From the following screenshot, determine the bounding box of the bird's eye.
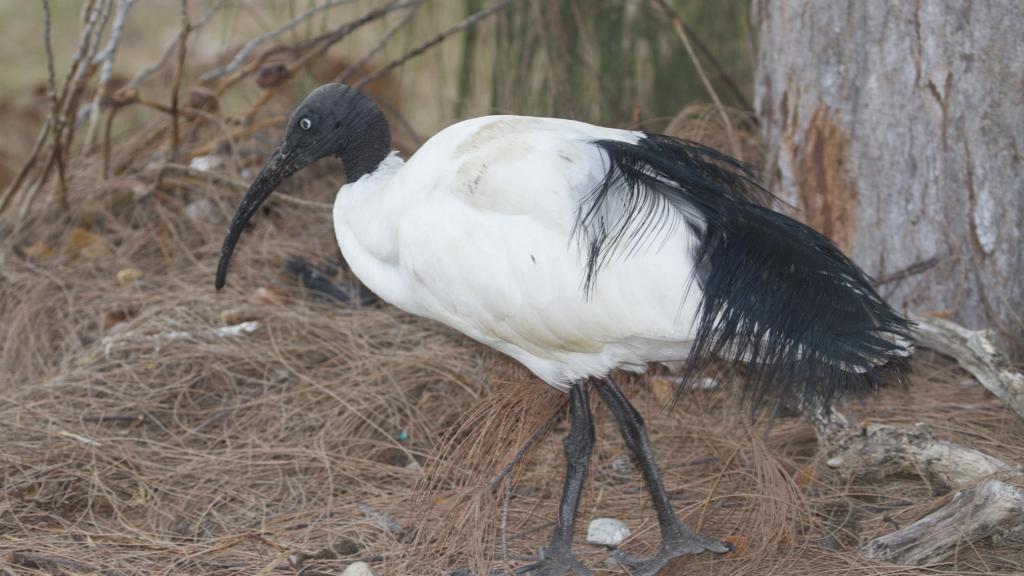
[299,117,313,131]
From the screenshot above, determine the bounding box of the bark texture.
[754,1,1024,354]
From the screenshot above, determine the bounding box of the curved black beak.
[215,144,299,290]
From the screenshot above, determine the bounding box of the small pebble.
[185,198,220,224]
[609,453,634,474]
[826,457,844,468]
[340,561,375,576]
[587,517,631,546]
[189,155,224,172]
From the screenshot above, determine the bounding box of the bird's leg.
[592,377,729,576]
[516,382,594,576]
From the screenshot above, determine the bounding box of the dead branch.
[154,163,331,209]
[9,0,112,221]
[912,315,1024,420]
[168,0,191,162]
[650,0,741,160]
[814,406,1023,565]
[679,20,753,114]
[41,0,67,212]
[215,0,417,97]
[83,0,137,150]
[127,0,226,90]
[354,0,519,90]
[862,479,1024,565]
[200,0,360,83]
[825,419,1013,489]
[336,0,425,84]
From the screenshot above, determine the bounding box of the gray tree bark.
[754,0,1024,355]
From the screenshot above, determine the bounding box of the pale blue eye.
[299,117,313,130]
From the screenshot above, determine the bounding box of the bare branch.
[127,0,226,89]
[650,0,741,159]
[168,0,191,162]
[913,315,1024,420]
[200,0,361,83]
[84,0,138,149]
[863,479,1024,565]
[336,0,424,84]
[355,0,519,90]
[213,0,417,96]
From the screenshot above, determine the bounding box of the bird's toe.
[609,531,729,576]
[514,547,592,576]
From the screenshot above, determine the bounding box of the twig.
[355,0,520,90]
[488,406,562,491]
[84,0,136,151]
[3,551,120,576]
[913,315,1024,420]
[214,1,417,97]
[59,0,113,155]
[154,163,332,209]
[284,0,411,81]
[336,0,425,84]
[102,103,117,177]
[127,0,226,90]
[0,1,58,214]
[168,0,191,162]
[650,0,741,159]
[680,21,753,113]
[0,116,51,212]
[200,0,360,83]
[500,474,513,574]
[42,0,67,212]
[874,256,941,286]
[862,479,1024,565]
[13,0,112,222]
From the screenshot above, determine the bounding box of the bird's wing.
[582,134,913,409]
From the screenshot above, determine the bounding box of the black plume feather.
[580,134,913,410]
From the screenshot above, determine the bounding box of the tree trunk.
[753,0,1023,355]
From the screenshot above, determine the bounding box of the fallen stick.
[862,479,1024,565]
[813,409,1023,565]
[912,315,1024,420]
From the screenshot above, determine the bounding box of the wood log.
[813,410,1022,564]
[913,315,1024,420]
[862,479,1024,565]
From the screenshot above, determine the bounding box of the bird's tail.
[588,134,913,411]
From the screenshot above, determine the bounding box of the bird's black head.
[215,83,390,290]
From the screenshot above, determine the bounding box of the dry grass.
[2,124,1023,576]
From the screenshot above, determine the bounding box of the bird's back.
[334,115,912,404]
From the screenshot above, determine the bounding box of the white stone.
[340,561,375,576]
[185,198,220,224]
[587,517,630,546]
[826,457,844,468]
[189,155,224,172]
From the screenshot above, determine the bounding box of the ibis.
[216,84,912,576]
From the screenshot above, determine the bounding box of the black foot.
[611,526,730,576]
[515,547,592,576]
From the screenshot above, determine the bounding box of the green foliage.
[458,0,753,129]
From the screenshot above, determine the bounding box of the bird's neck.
[334,152,406,261]
[337,103,391,183]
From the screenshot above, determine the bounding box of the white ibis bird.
[216,84,912,576]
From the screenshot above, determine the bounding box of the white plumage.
[334,116,702,389]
